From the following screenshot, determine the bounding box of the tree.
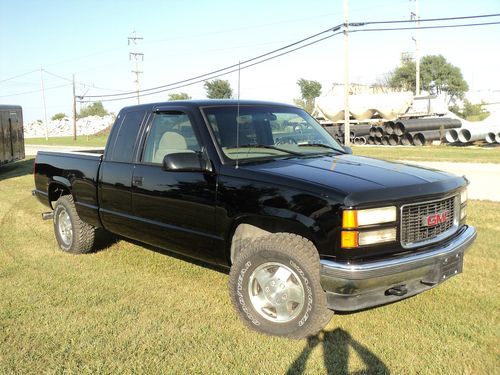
[294,78,322,113]
[204,79,233,99]
[168,92,191,101]
[389,55,469,102]
[51,112,66,121]
[449,100,490,121]
[77,101,109,119]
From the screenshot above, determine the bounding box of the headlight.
[359,228,397,246]
[460,189,468,205]
[342,206,396,228]
[341,206,397,248]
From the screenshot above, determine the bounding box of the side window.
[142,112,201,164]
[108,110,145,163]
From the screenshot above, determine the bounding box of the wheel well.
[48,183,71,209]
[230,223,271,264]
[229,220,315,264]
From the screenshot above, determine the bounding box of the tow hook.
[385,285,408,297]
[42,212,54,221]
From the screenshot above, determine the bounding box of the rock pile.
[24,115,115,138]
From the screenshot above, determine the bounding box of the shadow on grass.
[0,158,33,182]
[287,328,389,375]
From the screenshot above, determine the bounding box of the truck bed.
[33,149,104,227]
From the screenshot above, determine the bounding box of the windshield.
[202,105,344,161]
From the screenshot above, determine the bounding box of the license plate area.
[439,252,463,281]
[421,251,464,285]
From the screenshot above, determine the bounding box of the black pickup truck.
[33,100,476,338]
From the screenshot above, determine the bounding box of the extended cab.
[33,100,476,338]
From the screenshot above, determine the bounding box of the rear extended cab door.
[130,105,221,262]
[98,108,148,238]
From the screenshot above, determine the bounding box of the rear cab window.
[106,109,146,162]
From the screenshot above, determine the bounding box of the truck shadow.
[287,328,389,375]
[0,158,33,182]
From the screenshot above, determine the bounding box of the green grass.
[1,159,499,374]
[353,145,500,163]
[25,135,108,148]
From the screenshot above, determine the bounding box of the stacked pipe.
[366,118,461,146]
[323,124,372,145]
[445,122,500,145]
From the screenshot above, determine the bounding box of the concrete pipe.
[351,124,371,137]
[496,132,500,144]
[445,129,459,143]
[485,132,497,144]
[388,134,400,146]
[381,136,390,146]
[394,121,405,136]
[458,128,490,143]
[397,118,462,135]
[375,126,384,138]
[367,136,375,145]
[384,121,395,135]
[413,130,443,146]
[374,136,382,145]
[400,133,413,146]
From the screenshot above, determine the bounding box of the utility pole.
[343,0,350,146]
[39,68,49,140]
[128,31,144,104]
[72,74,77,141]
[411,0,420,96]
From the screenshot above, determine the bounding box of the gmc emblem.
[422,210,450,227]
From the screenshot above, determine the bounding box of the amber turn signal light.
[342,210,358,229]
[341,231,359,248]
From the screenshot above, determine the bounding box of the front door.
[131,110,218,261]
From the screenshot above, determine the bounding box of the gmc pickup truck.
[33,100,476,338]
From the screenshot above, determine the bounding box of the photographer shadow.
[287,328,389,375]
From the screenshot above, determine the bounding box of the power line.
[80,32,343,103]
[350,21,500,33]
[350,12,500,26]
[81,13,500,101]
[0,83,71,98]
[83,24,343,98]
[0,70,39,84]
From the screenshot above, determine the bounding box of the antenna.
[236,60,241,169]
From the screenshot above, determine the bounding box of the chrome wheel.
[248,262,305,323]
[57,208,73,247]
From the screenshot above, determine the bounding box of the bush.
[78,102,109,119]
[51,113,66,121]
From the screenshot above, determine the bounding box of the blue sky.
[1,0,499,121]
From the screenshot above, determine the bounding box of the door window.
[142,112,201,164]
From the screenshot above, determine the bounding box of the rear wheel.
[53,195,96,254]
[229,233,333,339]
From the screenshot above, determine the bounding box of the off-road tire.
[53,195,96,254]
[228,233,333,339]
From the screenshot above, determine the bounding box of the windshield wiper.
[234,144,303,156]
[298,143,344,153]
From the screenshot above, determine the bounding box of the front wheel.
[53,195,96,254]
[228,233,333,339]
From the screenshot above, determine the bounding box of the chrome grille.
[401,195,458,248]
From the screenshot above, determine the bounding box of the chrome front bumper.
[320,225,477,311]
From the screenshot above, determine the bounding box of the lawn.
[0,159,498,374]
[25,135,108,148]
[352,145,500,164]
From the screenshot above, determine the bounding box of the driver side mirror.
[343,146,353,154]
[162,152,211,172]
